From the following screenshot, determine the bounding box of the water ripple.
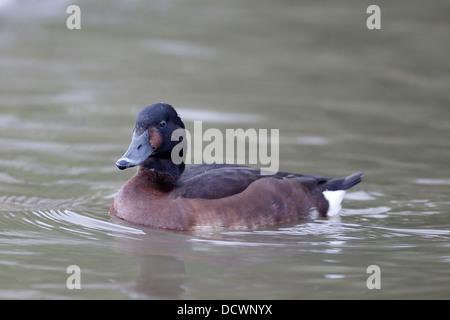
[0,195,144,248]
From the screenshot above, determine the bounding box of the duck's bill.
[116,129,154,170]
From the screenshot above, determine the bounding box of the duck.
[110,103,363,230]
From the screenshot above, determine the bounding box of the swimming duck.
[110,103,363,230]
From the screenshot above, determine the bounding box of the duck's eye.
[159,120,167,128]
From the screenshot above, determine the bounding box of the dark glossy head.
[116,103,185,170]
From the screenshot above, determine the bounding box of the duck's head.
[116,103,185,170]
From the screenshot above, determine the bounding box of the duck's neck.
[138,156,185,192]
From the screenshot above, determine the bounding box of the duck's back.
[174,163,330,200]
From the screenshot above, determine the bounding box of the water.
[1,0,449,299]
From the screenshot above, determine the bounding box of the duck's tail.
[322,171,364,217]
[323,171,364,191]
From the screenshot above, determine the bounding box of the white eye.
[159,120,167,128]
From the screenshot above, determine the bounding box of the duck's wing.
[176,164,264,199]
[175,164,330,200]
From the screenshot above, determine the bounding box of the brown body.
[110,166,329,231]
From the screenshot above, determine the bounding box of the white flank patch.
[323,190,346,217]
